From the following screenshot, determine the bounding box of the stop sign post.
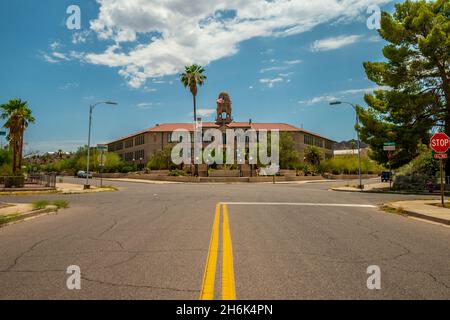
[430,133,449,206]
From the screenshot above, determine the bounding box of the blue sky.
[0,0,399,153]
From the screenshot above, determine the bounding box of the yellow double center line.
[200,203,236,300]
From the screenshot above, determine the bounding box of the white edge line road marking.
[222,202,376,208]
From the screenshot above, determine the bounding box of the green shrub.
[0,214,20,226]
[393,149,438,190]
[147,146,174,170]
[32,200,50,210]
[168,169,186,176]
[53,200,69,209]
[3,175,25,188]
[319,155,383,175]
[120,165,135,173]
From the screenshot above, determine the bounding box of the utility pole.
[85,101,118,190]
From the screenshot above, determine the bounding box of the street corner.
[56,182,118,194]
[0,199,70,228]
[331,182,391,193]
[382,199,450,226]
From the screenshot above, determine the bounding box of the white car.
[77,170,93,179]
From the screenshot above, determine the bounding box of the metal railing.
[27,173,57,188]
[0,174,56,189]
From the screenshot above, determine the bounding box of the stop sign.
[430,132,450,153]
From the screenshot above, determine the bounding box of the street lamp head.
[329,101,342,106]
[104,101,118,105]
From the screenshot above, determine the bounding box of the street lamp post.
[84,101,118,190]
[330,101,363,190]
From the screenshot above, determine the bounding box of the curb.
[0,207,58,228]
[331,188,448,196]
[384,203,450,226]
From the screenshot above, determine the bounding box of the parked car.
[77,170,92,179]
[381,171,392,182]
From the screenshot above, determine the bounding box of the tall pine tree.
[358,0,450,173]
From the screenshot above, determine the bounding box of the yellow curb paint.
[221,204,236,300]
[199,203,221,300]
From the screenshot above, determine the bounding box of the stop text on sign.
[431,140,450,147]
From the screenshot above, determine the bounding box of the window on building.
[325,140,335,150]
[134,150,145,160]
[314,137,323,148]
[125,139,134,148]
[304,134,314,146]
[124,152,134,162]
[135,135,145,146]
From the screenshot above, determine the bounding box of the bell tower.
[215,92,233,126]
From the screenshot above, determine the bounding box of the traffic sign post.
[383,142,396,151]
[384,142,396,189]
[97,144,108,188]
[0,131,6,149]
[430,133,450,207]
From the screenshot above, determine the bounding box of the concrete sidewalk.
[0,203,34,216]
[386,200,450,225]
[56,183,117,194]
[103,178,181,184]
[332,182,390,192]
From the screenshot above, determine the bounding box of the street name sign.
[383,142,395,151]
[97,144,108,152]
[430,133,450,153]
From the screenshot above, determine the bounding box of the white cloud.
[339,86,388,95]
[59,82,79,90]
[43,54,60,64]
[50,41,61,50]
[279,72,294,78]
[72,30,91,44]
[196,108,216,118]
[260,60,301,74]
[310,34,363,52]
[299,95,337,105]
[136,102,154,109]
[284,60,302,65]
[143,86,157,92]
[42,47,73,63]
[260,66,289,73]
[299,86,387,105]
[260,77,284,88]
[65,0,390,87]
[52,52,70,61]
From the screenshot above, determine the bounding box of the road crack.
[81,275,199,293]
[2,238,51,272]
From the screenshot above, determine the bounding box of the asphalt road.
[0,178,449,299]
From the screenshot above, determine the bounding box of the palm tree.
[180,64,207,122]
[0,99,35,174]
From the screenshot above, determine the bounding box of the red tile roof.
[108,122,334,144]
